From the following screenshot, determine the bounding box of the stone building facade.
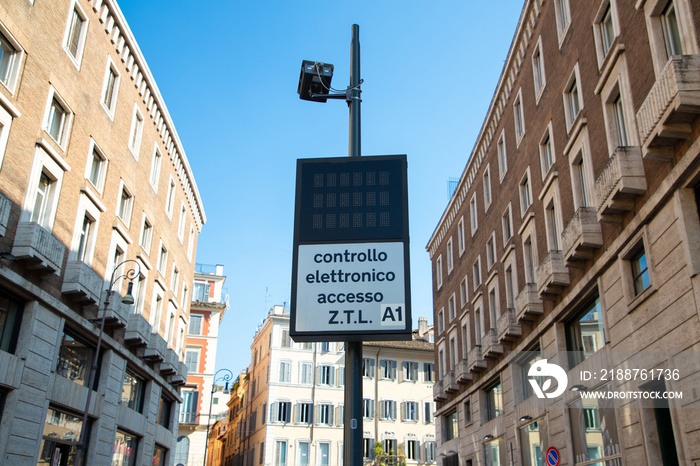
[0,0,205,464]
[427,0,700,464]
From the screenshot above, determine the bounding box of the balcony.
[535,251,570,297]
[96,293,129,328]
[125,313,151,347]
[637,55,700,160]
[170,361,188,386]
[594,146,646,222]
[561,207,603,263]
[515,283,544,321]
[179,411,198,424]
[482,329,504,358]
[0,192,10,236]
[456,360,472,383]
[160,348,179,375]
[444,370,459,393]
[468,346,487,372]
[11,221,65,275]
[143,333,167,363]
[61,261,103,305]
[433,380,447,401]
[497,308,521,342]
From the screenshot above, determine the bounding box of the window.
[382,439,398,457]
[300,362,313,384]
[101,58,120,116]
[564,67,582,130]
[165,177,176,218]
[459,276,468,308]
[455,218,466,257]
[178,203,186,242]
[423,362,434,382]
[485,379,503,421]
[443,409,458,441]
[158,396,172,429]
[150,146,162,191]
[532,38,546,98]
[112,430,139,466]
[362,357,374,378]
[128,105,144,158]
[362,398,374,419]
[446,238,454,273]
[631,246,651,295]
[170,264,179,294]
[317,403,333,425]
[0,289,24,354]
[502,205,513,245]
[187,225,195,262]
[519,349,542,401]
[470,193,478,233]
[405,440,419,460]
[520,169,532,215]
[464,398,472,424]
[554,0,571,41]
[139,215,153,252]
[514,90,525,142]
[486,233,496,270]
[610,91,629,147]
[435,255,443,289]
[44,89,73,147]
[0,28,23,92]
[38,407,84,466]
[448,294,456,321]
[56,329,94,387]
[403,361,418,381]
[661,1,683,58]
[540,125,556,177]
[403,401,418,421]
[187,315,202,335]
[275,440,287,465]
[279,360,291,383]
[157,242,168,274]
[523,234,537,284]
[424,401,434,423]
[86,142,107,192]
[566,293,605,367]
[75,213,94,263]
[318,364,334,385]
[363,438,374,459]
[497,131,508,179]
[380,359,396,380]
[152,445,167,466]
[297,402,313,424]
[437,308,444,334]
[472,256,482,290]
[483,165,492,208]
[569,385,622,465]
[121,369,146,413]
[193,282,210,302]
[424,441,436,462]
[595,2,617,61]
[116,182,134,227]
[271,401,291,423]
[180,391,198,424]
[185,349,199,373]
[544,197,561,251]
[280,329,291,347]
[485,437,504,466]
[63,2,88,66]
[520,419,547,466]
[150,283,164,331]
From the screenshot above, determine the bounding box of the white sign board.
[295,242,406,333]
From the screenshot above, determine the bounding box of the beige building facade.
[0,0,205,464]
[427,0,700,465]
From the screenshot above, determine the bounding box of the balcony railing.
[456,360,472,383]
[0,192,10,236]
[535,251,569,297]
[637,55,700,159]
[561,207,603,263]
[482,329,503,358]
[497,308,521,342]
[468,345,487,372]
[594,146,646,222]
[515,283,544,321]
[61,260,103,305]
[179,411,198,424]
[11,221,65,275]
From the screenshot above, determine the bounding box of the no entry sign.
[290,155,411,341]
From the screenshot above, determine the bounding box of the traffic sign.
[545,447,560,466]
[290,155,411,341]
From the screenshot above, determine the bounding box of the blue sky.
[117,0,525,374]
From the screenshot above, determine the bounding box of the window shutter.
[317,366,322,384]
[412,363,418,381]
[339,366,345,386]
[370,401,375,419]
[329,405,334,425]
[315,404,320,425]
[415,402,419,422]
[391,401,397,420]
[295,403,300,423]
[370,358,375,377]
[401,401,405,421]
[329,366,335,386]
[401,361,406,382]
[391,360,397,379]
[285,363,291,382]
[271,402,278,422]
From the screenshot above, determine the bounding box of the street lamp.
[203,368,234,466]
[74,259,141,466]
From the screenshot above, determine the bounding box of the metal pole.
[344,23,364,466]
[203,385,215,466]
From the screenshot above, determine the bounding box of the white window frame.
[513,89,525,144]
[472,255,482,291]
[470,193,478,234]
[539,123,556,179]
[84,139,108,194]
[522,224,539,285]
[497,130,507,180]
[563,64,583,131]
[502,203,513,246]
[184,347,201,374]
[187,224,195,262]
[503,251,519,309]
[599,60,637,155]
[139,213,153,254]
[483,164,492,209]
[165,175,176,219]
[21,145,66,231]
[446,237,454,274]
[565,126,595,210]
[593,0,621,67]
[69,193,100,265]
[150,281,165,331]
[100,56,120,118]
[542,182,564,252]
[43,86,74,149]
[519,167,533,216]
[437,308,444,335]
[487,277,501,326]
[149,144,162,192]
[188,314,203,336]
[170,263,179,296]
[436,254,443,290]
[642,0,698,76]
[0,104,12,171]
[0,23,25,94]
[554,0,572,44]
[106,228,129,293]
[486,232,497,270]
[178,202,186,242]
[62,0,89,69]
[459,275,468,309]
[448,293,456,322]
[457,216,465,255]
[532,37,547,100]
[157,240,168,275]
[128,103,144,160]
[115,180,134,228]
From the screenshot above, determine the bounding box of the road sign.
[291,155,411,341]
[545,447,560,466]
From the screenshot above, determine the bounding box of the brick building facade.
[0,0,205,464]
[427,0,700,464]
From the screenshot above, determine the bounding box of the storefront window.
[112,430,139,466]
[37,407,84,466]
[520,419,548,466]
[56,330,94,387]
[569,384,621,465]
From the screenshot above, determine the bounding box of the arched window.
[174,436,189,466]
